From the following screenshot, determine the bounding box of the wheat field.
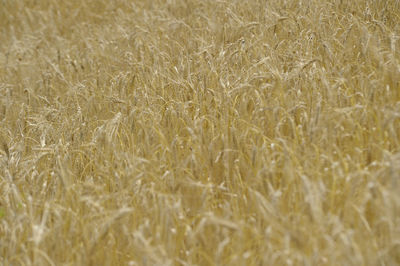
[0,0,399,265]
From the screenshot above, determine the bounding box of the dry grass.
[0,0,400,265]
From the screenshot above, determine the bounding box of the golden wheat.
[0,0,399,265]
